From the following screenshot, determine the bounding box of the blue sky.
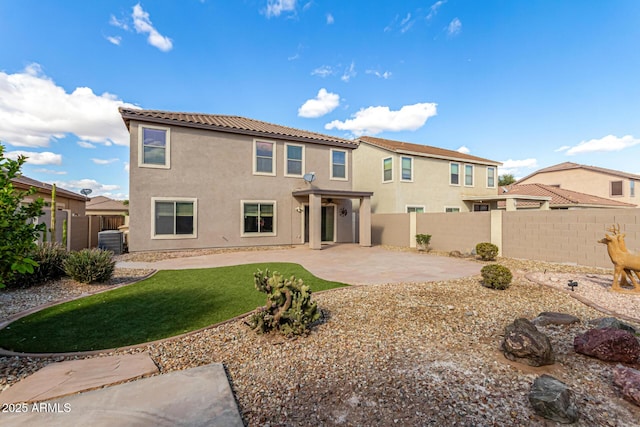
[1,1,639,199]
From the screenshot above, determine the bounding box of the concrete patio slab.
[0,363,243,427]
[0,353,159,404]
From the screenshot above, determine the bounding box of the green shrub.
[481,264,513,290]
[247,268,321,337]
[6,243,68,288]
[476,242,499,261]
[415,234,432,249]
[63,248,115,284]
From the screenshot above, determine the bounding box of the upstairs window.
[450,163,460,185]
[401,156,413,181]
[487,167,496,188]
[331,149,347,180]
[631,181,635,197]
[140,126,170,168]
[382,157,393,182]
[406,206,424,213]
[611,180,623,196]
[254,140,275,175]
[464,164,474,186]
[285,144,304,177]
[445,207,461,213]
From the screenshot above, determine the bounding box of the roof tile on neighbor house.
[357,136,501,165]
[500,183,637,208]
[86,196,128,212]
[12,175,86,201]
[119,108,357,148]
[517,161,640,182]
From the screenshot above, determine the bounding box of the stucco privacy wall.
[417,212,491,253]
[373,208,640,269]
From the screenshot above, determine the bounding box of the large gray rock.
[574,328,640,363]
[532,312,580,327]
[502,318,555,366]
[592,317,637,334]
[529,374,579,424]
[613,365,640,407]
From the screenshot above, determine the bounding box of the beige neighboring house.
[498,183,636,209]
[86,196,129,231]
[517,162,640,207]
[119,108,373,252]
[352,136,502,213]
[12,175,87,216]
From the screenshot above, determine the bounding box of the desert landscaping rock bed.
[1,254,640,426]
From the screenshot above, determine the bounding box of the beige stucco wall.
[416,212,491,253]
[518,169,639,206]
[128,121,355,251]
[371,213,410,246]
[353,143,499,213]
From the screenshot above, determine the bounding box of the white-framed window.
[464,164,474,186]
[151,197,197,239]
[330,149,348,180]
[450,162,460,185]
[445,207,461,213]
[382,157,393,182]
[611,180,623,197]
[473,203,489,212]
[242,200,276,236]
[284,143,304,177]
[401,156,413,181]
[487,167,496,188]
[253,139,276,176]
[406,205,425,213]
[631,180,635,197]
[139,125,170,169]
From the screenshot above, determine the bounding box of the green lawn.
[0,263,346,353]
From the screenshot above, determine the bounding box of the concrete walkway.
[117,244,482,284]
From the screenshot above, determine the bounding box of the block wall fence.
[371,209,640,269]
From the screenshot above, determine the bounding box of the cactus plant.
[247,268,321,336]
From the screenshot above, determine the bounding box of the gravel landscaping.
[1,252,640,426]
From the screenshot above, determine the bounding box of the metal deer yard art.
[599,224,640,293]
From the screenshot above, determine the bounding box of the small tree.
[0,143,46,288]
[498,174,516,186]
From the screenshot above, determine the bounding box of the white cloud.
[427,0,447,20]
[499,158,538,176]
[132,3,173,52]
[298,88,340,118]
[6,150,62,165]
[325,102,438,136]
[311,65,334,78]
[124,162,130,172]
[77,141,97,149]
[565,135,640,155]
[457,146,470,154]
[326,13,334,24]
[554,145,570,152]
[56,178,120,196]
[447,17,462,36]
[265,0,296,18]
[0,64,136,148]
[34,168,67,175]
[106,36,122,46]
[366,70,392,79]
[341,62,356,82]
[109,14,129,30]
[91,158,119,165]
[400,13,414,33]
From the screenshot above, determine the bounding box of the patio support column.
[505,198,517,211]
[358,197,371,247]
[309,193,322,250]
[541,200,550,210]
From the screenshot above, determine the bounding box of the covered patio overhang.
[463,195,552,211]
[292,189,374,250]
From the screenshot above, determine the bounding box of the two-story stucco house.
[516,162,639,207]
[352,136,502,213]
[119,108,372,252]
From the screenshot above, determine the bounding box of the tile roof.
[500,183,636,208]
[518,161,640,182]
[11,175,86,201]
[357,136,501,165]
[86,196,128,212]
[119,108,357,148]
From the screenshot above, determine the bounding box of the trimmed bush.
[481,264,513,290]
[415,234,432,250]
[476,242,499,261]
[63,248,115,284]
[247,268,321,337]
[6,243,68,288]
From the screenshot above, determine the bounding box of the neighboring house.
[498,183,636,209]
[86,196,129,231]
[119,108,373,252]
[12,175,87,216]
[352,136,502,213]
[517,162,640,207]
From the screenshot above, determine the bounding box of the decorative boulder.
[532,312,580,327]
[502,318,555,366]
[574,328,640,363]
[529,375,579,424]
[592,317,637,334]
[613,365,640,407]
